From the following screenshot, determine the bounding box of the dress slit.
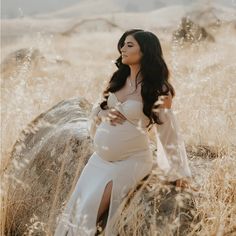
[95,180,114,235]
[79,178,114,235]
[54,151,153,236]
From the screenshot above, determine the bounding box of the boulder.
[1,48,43,78]
[111,172,195,236]
[3,97,195,236]
[95,170,195,235]
[3,97,93,235]
[172,17,214,45]
[1,48,70,79]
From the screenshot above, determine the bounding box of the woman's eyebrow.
[124,41,134,44]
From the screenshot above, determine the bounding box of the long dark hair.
[100,29,175,129]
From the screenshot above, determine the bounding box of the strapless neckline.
[110,92,143,106]
[107,92,150,129]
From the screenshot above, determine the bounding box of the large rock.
[112,172,195,236]
[1,48,43,79]
[172,17,214,45]
[1,48,70,79]
[3,97,93,235]
[3,97,196,236]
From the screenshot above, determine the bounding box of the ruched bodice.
[107,92,150,130]
[93,92,152,162]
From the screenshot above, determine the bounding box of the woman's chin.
[121,59,129,65]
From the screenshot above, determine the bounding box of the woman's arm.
[154,93,192,183]
[87,101,126,139]
[87,103,103,140]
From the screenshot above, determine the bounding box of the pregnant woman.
[54,29,192,236]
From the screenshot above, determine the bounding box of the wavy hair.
[100,29,175,129]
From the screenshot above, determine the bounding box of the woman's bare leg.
[96,181,113,223]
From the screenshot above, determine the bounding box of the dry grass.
[190,155,236,235]
[1,15,236,236]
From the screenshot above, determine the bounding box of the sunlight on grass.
[1,13,236,235]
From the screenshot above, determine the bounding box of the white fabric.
[87,102,102,140]
[154,108,192,181]
[54,92,192,236]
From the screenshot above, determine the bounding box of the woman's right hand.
[98,108,127,126]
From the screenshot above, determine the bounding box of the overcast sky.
[1,0,235,19]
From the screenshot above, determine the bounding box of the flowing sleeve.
[154,108,192,181]
[87,102,102,140]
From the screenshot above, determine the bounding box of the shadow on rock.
[3,97,197,236]
[3,97,93,235]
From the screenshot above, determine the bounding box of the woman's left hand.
[175,178,199,191]
[175,179,190,188]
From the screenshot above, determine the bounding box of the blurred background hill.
[2,0,235,19]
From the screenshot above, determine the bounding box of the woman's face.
[120,35,142,65]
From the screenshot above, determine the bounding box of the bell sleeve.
[154,108,192,182]
[87,102,102,140]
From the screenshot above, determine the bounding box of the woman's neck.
[129,64,141,81]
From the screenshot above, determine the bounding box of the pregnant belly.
[93,120,150,162]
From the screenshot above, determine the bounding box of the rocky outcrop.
[173,17,215,45]
[1,48,70,79]
[3,97,92,235]
[61,18,121,36]
[94,170,195,235]
[112,172,195,236]
[3,97,195,236]
[1,48,43,78]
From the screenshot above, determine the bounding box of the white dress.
[54,92,192,236]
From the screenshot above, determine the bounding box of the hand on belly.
[98,107,127,126]
[93,121,149,161]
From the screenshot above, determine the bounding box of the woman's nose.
[121,45,126,52]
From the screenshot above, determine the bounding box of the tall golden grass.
[1,19,236,235]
